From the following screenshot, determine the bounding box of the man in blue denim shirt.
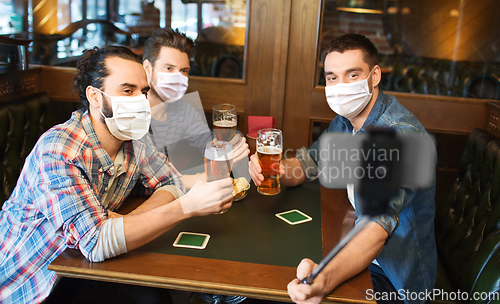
[249,34,436,304]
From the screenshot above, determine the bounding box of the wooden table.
[48,182,374,303]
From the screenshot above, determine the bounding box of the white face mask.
[155,72,188,103]
[325,69,374,119]
[96,89,151,141]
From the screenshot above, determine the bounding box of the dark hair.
[142,28,194,66]
[321,34,379,69]
[73,45,141,109]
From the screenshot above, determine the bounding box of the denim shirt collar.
[339,89,389,133]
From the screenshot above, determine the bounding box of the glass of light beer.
[204,140,234,182]
[256,128,283,196]
[213,104,237,142]
[204,140,234,214]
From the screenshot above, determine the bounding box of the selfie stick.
[300,215,371,284]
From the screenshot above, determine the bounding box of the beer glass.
[213,104,237,142]
[256,128,283,196]
[204,140,234,182]
[204,140,234,214]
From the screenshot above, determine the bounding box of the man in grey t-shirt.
[143,28,248,174]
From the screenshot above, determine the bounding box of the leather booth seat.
[435,128,500,303]
[0,92,56,204]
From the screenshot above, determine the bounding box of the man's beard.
[100,93,113,124]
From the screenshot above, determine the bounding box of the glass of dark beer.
[256,128,283,196]
[213,104,237,142]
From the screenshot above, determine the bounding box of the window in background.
[155,0,167,28]
[57,0,71,30]
[171,0,198,40]
[88,0,107,19]
[317,0,500,100]
[119,0,145,26]
[0,0,24,35]
[31,0,133,65]
[71,0,83,22]
[172,0,247,79]
[20,0,246,78]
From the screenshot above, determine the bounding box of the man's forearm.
[320,221,388,292]
[122,190,190,251]
[126,189,177,216]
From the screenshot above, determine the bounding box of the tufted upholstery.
[0,92,56,205]
[435,128,500,303]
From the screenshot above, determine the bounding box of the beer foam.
[213,120,237,128]
[257,146,282,154]
[205,143,234,161]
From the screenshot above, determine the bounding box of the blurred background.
[0,0,247,78]
[1,0,499,100]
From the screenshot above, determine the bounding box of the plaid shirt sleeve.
[136,134,185,193]
[32,135,108,259]
[0,120,109,303]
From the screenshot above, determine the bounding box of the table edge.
[48,251,374,304]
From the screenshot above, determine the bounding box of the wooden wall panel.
[394,92,489,133]
[37,67,247,107]
[37,66,78,102]
[282,0,322,150]
[244,0,292,135]
[310,88,333,121]
[187,77,245,113]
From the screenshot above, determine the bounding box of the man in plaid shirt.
[0,46,234,303]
